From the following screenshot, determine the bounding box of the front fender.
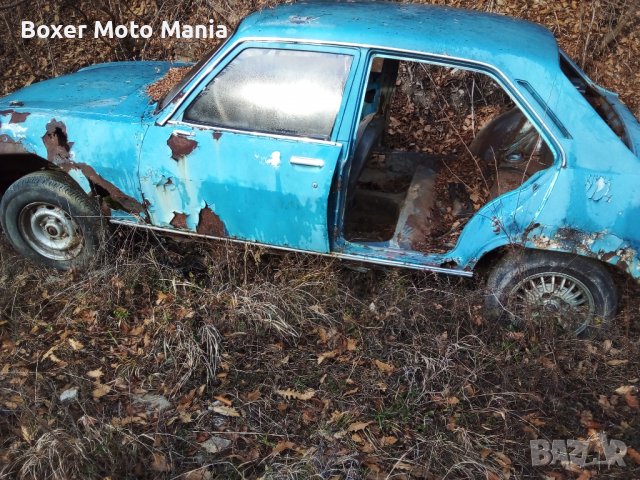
[0,109,148,218]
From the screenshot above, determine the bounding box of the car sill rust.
[109,218,474,277]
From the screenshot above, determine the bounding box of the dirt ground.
[1,1,639,479]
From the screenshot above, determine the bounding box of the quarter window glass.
[184,48,353,139]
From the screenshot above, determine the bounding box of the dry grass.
[1,229,638,478]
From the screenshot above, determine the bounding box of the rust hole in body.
[196,205,226,237]
[170,212,188,229]
[0,134,27,154]
[43,119,72,164]
[0,110,30,123]
[10,112,29,123]
[41,119,147,216]
[167,134,197,161]
[213,131,222,141]
[78,163,147,214]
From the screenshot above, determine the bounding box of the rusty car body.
[1,1,639,333]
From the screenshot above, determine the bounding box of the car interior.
[342,57,555,253]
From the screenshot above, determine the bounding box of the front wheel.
[485,250,618,336]
[0,170,105,270]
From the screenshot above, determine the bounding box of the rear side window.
[184,48,353,139]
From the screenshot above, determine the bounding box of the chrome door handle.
[290,156,324,167]
[172,130,194,137]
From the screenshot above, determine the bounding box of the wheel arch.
[0,153,96,199]
[473,241,630,281]
[0,169,107,270]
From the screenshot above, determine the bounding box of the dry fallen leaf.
[381,436,398,446]
[150,452,171,472]
[374,359,395,374]
[624,393,639,409]
[213,395,233,406]
[272,441,296,455]
[245,389,261,401]
[607,359,628,366]
[627,447,640,465]
[155,291,170,305]
[347,421,373,432]
[493,451,512,467]
[92,384,111,399]
[317,350,339,365]
[68,338,84,350]
[47,354,68,367]
[329,410,346,424]
[87,368,103,379]
[576,470,592,480]
[276,388,316,401]
[42,345,58,360]
[615,385,636,395]
[20,425,33,442]
[212,405,240,417]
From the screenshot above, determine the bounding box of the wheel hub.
[19,203,84,261]
[510,272,595,334]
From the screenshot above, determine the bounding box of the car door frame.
[330,46,568,275]
[141,40,364,252]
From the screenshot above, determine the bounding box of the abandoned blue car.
[1,2,639,334]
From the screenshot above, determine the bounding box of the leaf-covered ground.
[1,1,639,479]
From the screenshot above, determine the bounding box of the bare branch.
[595,1,639,57]
[0,0,28,11]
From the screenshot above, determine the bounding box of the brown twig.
[594,1,639,57]
[0,0,28,10]
[0,11,41,78]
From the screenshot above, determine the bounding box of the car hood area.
[0,61,180,120]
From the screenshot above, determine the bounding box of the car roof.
[236,1,560,76]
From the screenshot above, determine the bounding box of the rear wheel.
[0,170,105,270]
[485,250,617,336]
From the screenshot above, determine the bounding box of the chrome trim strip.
[109,219,473,277]
[166,120,342,147]
[290,156,325,167]
[331,252,473,276]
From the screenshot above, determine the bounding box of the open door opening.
[343,57,555,254]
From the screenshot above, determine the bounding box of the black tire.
[485,249,617,336]
[0,170,105,270]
